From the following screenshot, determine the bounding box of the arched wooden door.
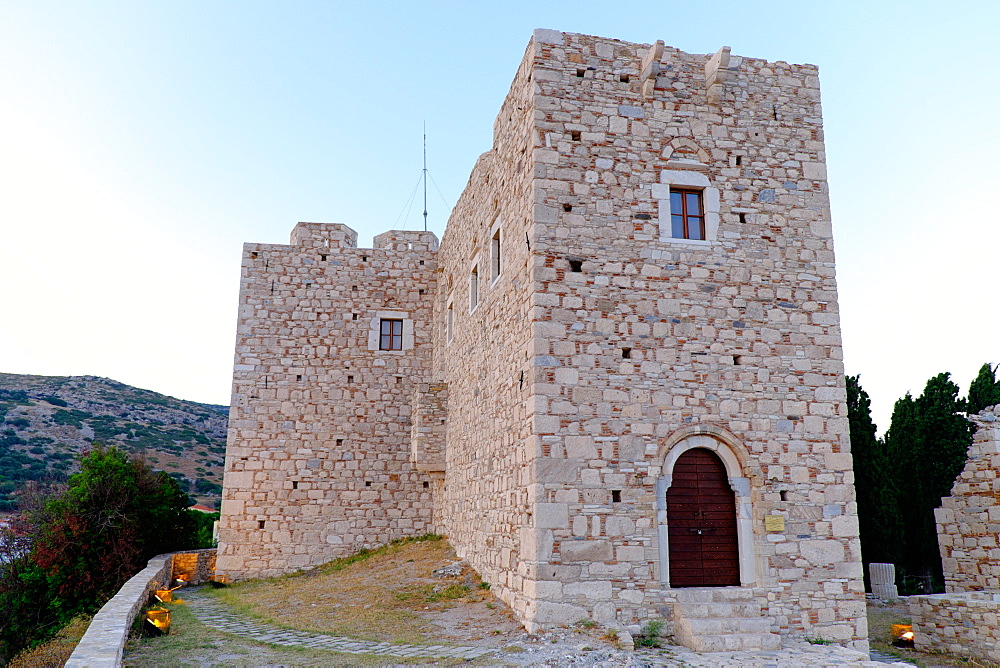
[666,448,740,587]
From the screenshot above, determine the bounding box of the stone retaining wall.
[65,549,216,667]
[909,591,1000,663]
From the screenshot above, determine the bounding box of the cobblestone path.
[183,587,912,667]
[182,586,496,661]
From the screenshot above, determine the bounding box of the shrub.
[40,396,68,407]
[635,619,664,648]
[0,445,198,662]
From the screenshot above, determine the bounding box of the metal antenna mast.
[422,122,428,232]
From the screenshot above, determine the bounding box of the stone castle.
[218,29,868,650]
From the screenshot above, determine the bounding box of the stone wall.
[66,550,216,668]
[910,591,1000,663]
[216,224,439,578]
[935,404,1000,591]
[430,45,540,623]
[449,29,862,644]
[218,29,867,649]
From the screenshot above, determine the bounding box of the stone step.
[674,586,757,603]
[671,587,781,654]
[676,616,773,636]
[674,601,761,618]
[680,631,782,652]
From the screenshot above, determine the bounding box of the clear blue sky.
[1,0,997,432]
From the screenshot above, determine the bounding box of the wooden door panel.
[666,448,741,587]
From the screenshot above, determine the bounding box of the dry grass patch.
[211,535,492,644]
[8,616,90,668]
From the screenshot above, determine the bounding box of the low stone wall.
[65,549,216,667]
[909,591,1000,664]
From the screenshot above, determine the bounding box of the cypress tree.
[967,363,1000,416]
[846,375,902,585]
[883,373,973,592]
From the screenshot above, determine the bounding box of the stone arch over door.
[656,428,757,587]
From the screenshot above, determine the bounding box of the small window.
[669,189,705,240]
[447,303,454,343]
[470,265,479,312]
[491,229,501,283]
[379,319,403,350]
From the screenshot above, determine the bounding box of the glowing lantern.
[145,607,171,635]
[891,624,914,646]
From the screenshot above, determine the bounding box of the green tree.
[967,363,1000,416]
[846,375,902,584]
[884,373,973,592]
[0,445,197,661]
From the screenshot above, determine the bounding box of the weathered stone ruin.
[910,404,1000,663]
[217,29,868,651]
[936,404,1000,591]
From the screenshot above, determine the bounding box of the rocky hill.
[0,373,228,510]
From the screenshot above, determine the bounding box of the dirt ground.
[122,538,1000,667]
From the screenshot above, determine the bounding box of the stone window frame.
[652,170,720,245]
[366,310,414,353]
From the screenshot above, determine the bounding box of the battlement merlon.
[273,222,440,253]
[290,222,358,249]
[373,230,440,253]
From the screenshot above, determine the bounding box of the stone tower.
[218,30,867,650]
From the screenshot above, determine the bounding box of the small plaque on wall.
[764,515,785,532]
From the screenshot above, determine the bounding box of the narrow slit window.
[491,229,501,282]
[469,265,479,312]
[379,319,403,350]
[669,188,705,240]
[447,303,454,343]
